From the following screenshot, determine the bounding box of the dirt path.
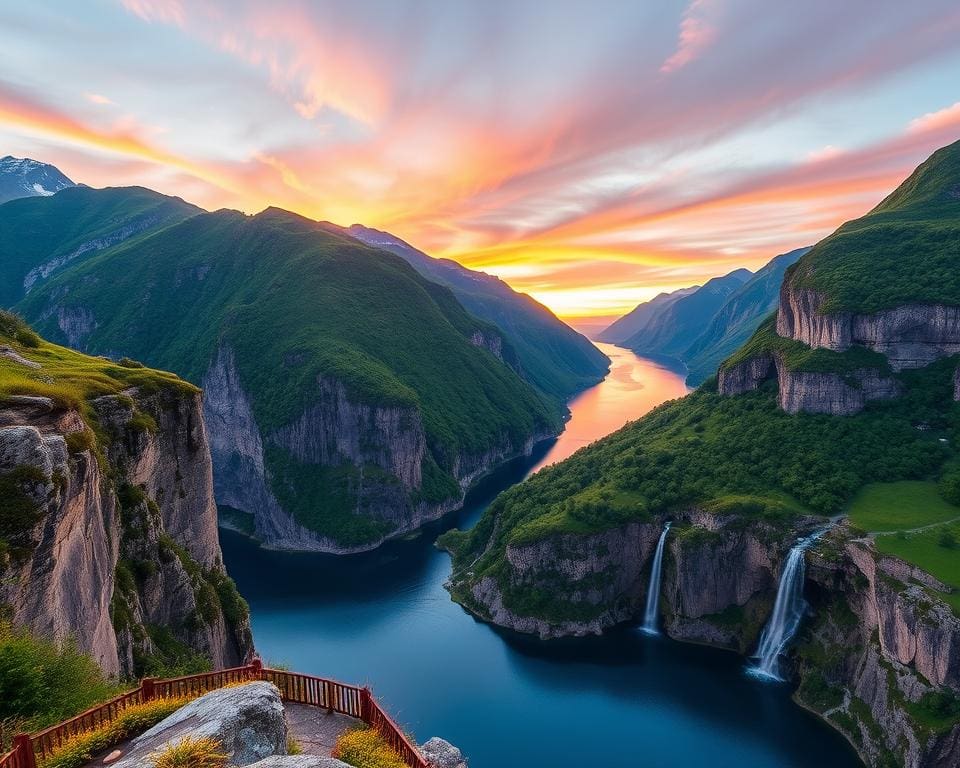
[283,702,358,756]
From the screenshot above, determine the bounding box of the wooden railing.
[0,662,429,768]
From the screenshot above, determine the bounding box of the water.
[221,345,860,768]
[749,530,826,682]
[641,522,672,635]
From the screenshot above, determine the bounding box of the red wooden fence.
[0,662,429,768]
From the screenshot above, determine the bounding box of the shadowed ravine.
[221,344,860,768]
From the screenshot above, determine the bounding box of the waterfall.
[640,522,671,635]
[749,529,825,681]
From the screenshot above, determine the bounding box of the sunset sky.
[3,1,960,328]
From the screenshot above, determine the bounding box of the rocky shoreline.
[444,511,960,767]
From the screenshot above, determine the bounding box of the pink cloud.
[120,0,185,26]
[661,0,718,73]
[909,101,960,134]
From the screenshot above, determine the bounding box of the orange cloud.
[0,85,237,196]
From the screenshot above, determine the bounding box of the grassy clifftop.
[787,138,960,314]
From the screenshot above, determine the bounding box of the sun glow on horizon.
[2,1,960,323]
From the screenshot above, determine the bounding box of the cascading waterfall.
[749,529,826,681]
[640,522,671,635]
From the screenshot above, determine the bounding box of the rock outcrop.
[419,737,468,768]
[0,385,252,677]
[777,284,960,369]
[452,510,808,650]
[462,521,662,639]
[250,758,348,768]
[112,683,287,768]
[800,532,960,767]
[204,344,551,553]
[719,352,901,415]
[777,367,900,415]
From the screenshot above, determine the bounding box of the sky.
[2,1,960,330]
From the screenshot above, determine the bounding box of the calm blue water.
[221,348,861,768]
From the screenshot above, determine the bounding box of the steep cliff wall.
[718,350,900,415]
[462,522,662,638]
[799,533,960,768]
[203,345,552,553]
[778,283,960,370]
[449,510,807,648]
[0,381,252,678]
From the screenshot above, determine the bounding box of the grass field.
[847,481,960,532]
[875,520,960,614]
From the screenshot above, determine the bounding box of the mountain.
[0,156,74,204]
[620,268,753,359]
[595,285,699,344]
[440,140,960,768]
[0,185,200,307]
[682,247,810,385]
[6,192,562,553]
[342,224,609,400]
[0,311,252,677]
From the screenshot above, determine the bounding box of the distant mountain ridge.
[341,223,609,401]
[683,248,811,383]
[596,285,700,344]
[615,268,753,361]
[0,155,75,204]
[599,251,809,385]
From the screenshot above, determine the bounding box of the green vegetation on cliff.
[8,198,561,545]
[0,186,198,307]
[788,138,960,313]
[443,357,959,588]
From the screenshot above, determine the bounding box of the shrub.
[939,530,957,549]
[0,623,119,739]
[333,727,407,768]
[150,736,229,768]
[38,696,192,768]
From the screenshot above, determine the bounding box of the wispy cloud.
[661,0,718,73]
[1,0,958,319]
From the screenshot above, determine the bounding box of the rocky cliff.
[0,322,252,677]
[448,510,808,649]
[205,344,551,553]
[798,530,960,768]
[448,507,960,767]
[778,283,960,370]
[719,349,901,415]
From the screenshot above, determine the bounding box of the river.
[220,343,861,768]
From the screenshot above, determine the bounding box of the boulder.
[248,758,349,768]
[111,683,287,767]
[420,737,468,768]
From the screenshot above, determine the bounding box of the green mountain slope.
[10,200,560,549]
[790,138,960,314]
[343,224,609,400]
[596,285,699,344]
[0,185,200,307]
[620,269,752,359]
[683,247,810,385]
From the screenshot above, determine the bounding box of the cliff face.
[452,510,803,650]
[800,533,960,768]
[204,345,550,553]
[718,351,900,415]
[465,522,662,638]
[662,512,784,651]
[0,387,252,678]
[777,284,960,370]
